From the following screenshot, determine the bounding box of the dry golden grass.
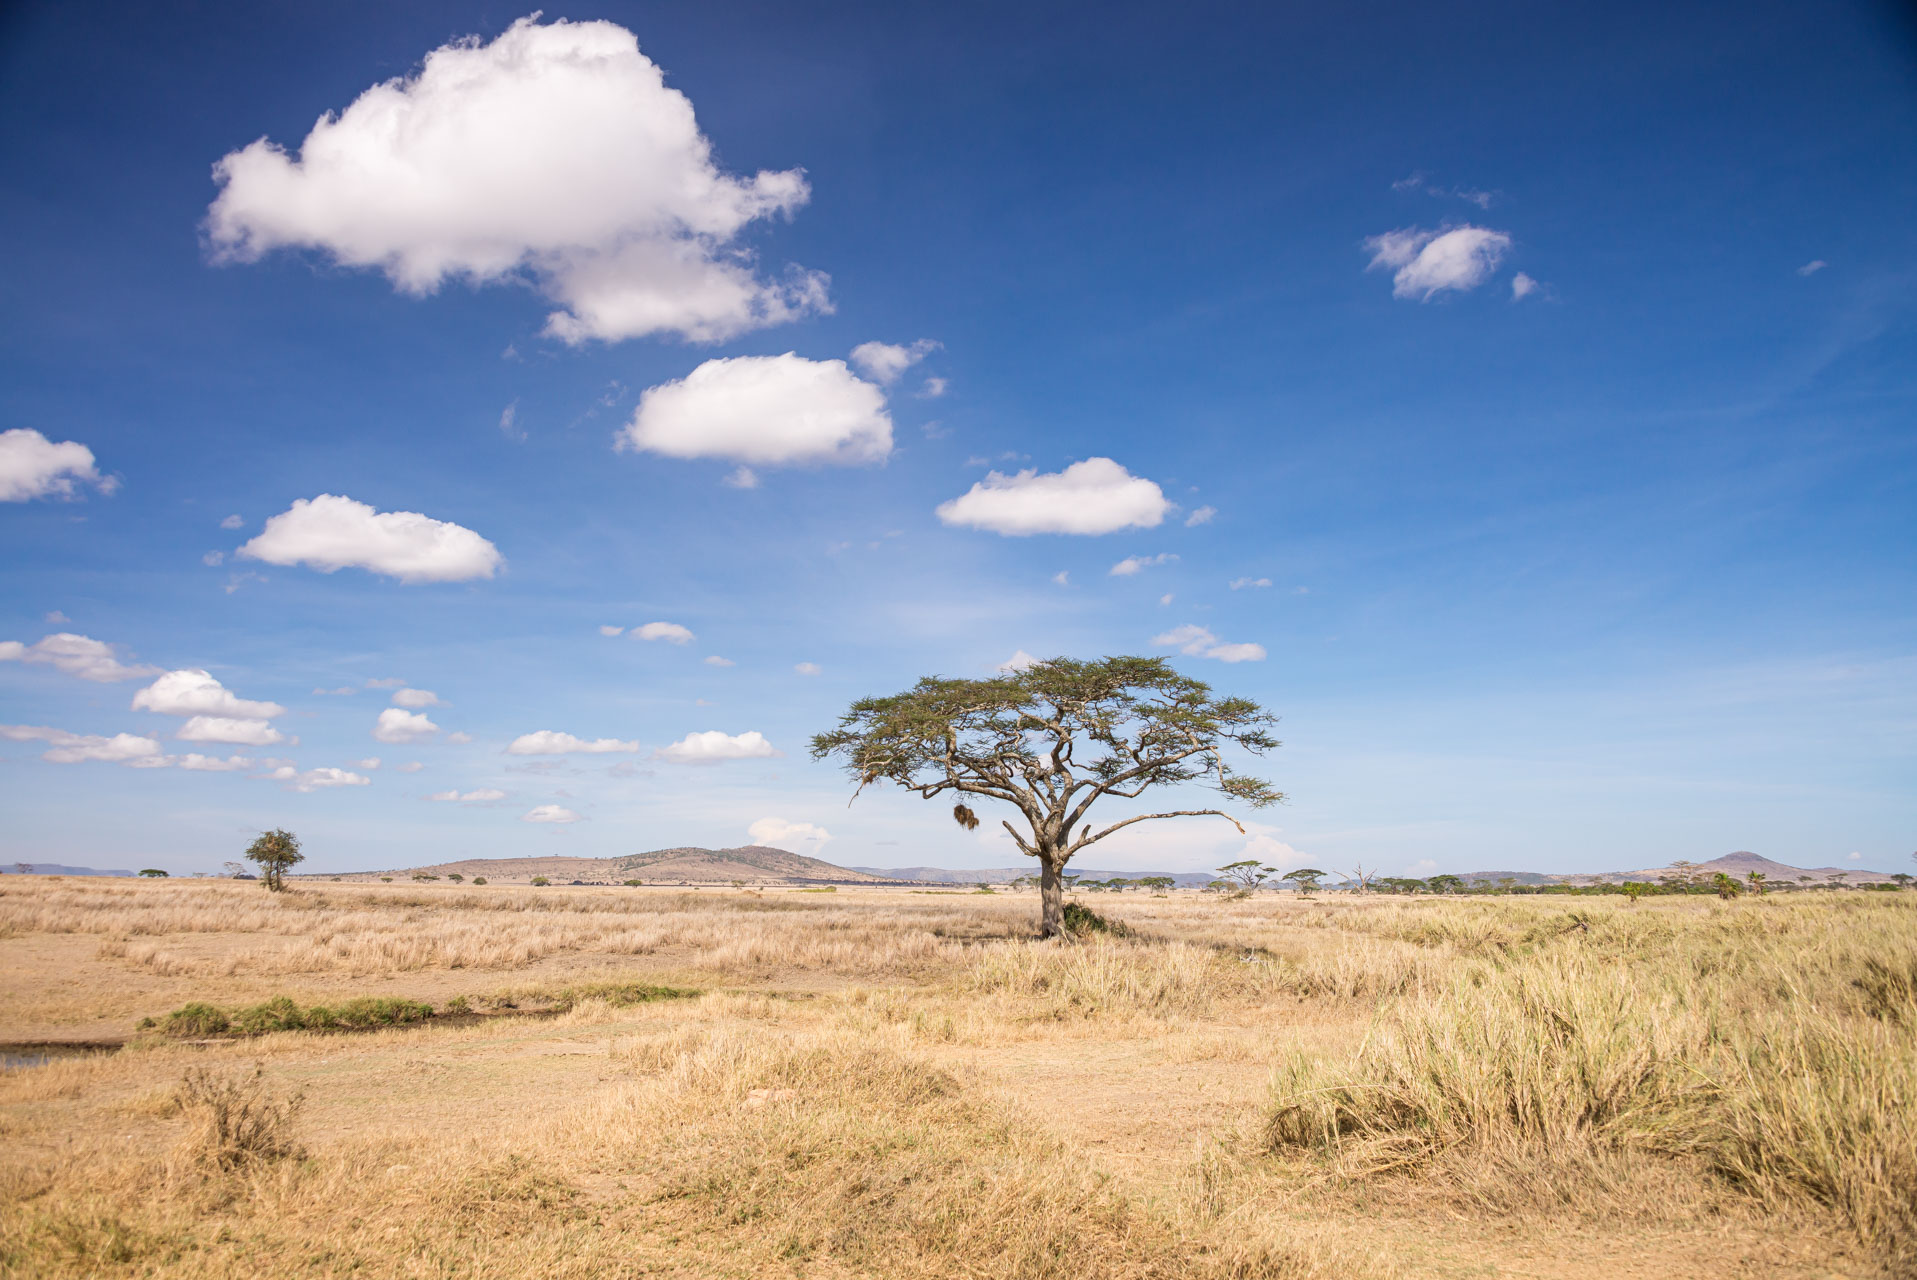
[1,876,1909,1278]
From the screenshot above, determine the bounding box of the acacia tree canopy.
[244,828,303,891]
[810,655,1282,936]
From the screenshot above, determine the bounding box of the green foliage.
[158,1002,230,1037]
[623,879,643,887]
[1427,874,1464,894]
[447,873,464,882]
[797,885,836,893]
[1713,872,1743,900]
[137,868,168,877]
[1216,859,1276,891]
[1282,868,1326,895]
[1061,901,1132,937]
[444,995,473,1015]
[530,876,550,886]
[154,996,434,1038]
[242,828,303,891]
[472,876,487,885]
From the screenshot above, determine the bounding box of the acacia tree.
[1282,868,1326,895]
[810,656,1282,937]
[243,828,303,891]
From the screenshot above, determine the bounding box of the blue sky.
[2,0,1912,877]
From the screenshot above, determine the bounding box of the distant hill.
[323,846,893,885]
[0,864,134,877]
[1563,851,1896,886]
[854,866,1219,888]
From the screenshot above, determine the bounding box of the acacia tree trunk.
[1038,852,1066,939]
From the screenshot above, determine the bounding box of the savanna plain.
[1,877,1913,1279]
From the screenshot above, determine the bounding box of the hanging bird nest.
[952,804,980,831]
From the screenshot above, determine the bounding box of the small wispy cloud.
[1229,576,1271,590]
[1185,505,1216,527]
[1110,552,1178,577]
[1797,260,1827,277]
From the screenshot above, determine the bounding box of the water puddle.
[0,1043,117,1070]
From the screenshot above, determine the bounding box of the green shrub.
[530,876,550,886]
[444,995,472,1015]
[1062,901,1132,937]
[158,1002,230,1037]
[472,876,487,885]
[137,868,168,877]
[623,879,643,887]
[230,996,306,1035]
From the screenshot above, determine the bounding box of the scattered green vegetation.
[136,869,167,877]
[1062,900,1133,937]
[530,876,550,886]
[471,876,487,885]
[796,886,836,893]
[145,995,435,1039]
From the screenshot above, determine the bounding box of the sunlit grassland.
[0,877,1910,1278]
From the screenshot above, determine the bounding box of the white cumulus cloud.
[0,633,159,683]
[205,16,825,345]
[599,625,625,637]
[1185,505,1216,527]
[1,724,167,766]
[746,816,830,852]
[703,655,735,667]
[429,787,506,802]
[634,621,694,644]
[1511,272,1540,300]
[239,494,501,583]
[391,688,440,708]
[1110,552,1177,577]
[1229,577,1272,590]
[1152,624,1266,664]
[0,429,115,502]
[373,708,439,744]
[177,716,286,746]
[263,765,371,792]
[177,753,252,772]
[506,730,639,755]
[620,354,891,468]
[936,457,1169,536]
[1364,225,1512,300]
[131,669,285,719]
[522,804,582,824]
[848,339,937,385]
[655,730,779,763]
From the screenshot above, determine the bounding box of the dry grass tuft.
[174,1064,304,1171]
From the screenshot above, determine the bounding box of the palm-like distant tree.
[1747,871,1767,895]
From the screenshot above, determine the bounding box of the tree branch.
[1068,808,1245,856]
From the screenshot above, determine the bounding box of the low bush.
[156,1002,228,1037]
[176,1064,302,1170]
[150,995,434,1038]
[1062,900,1132,937]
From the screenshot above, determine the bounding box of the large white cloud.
[373,708,439,744]
[936,458,1169,536]
[0,429,114,502]
[0,633,158,683]
[1152,624,1266,664]
[620,354,891,468]
[0,724,167,766]
[205,16,824,344]
[746,816,830,852]
[131,669,285,719]
[177,716,286,746]
[655,730,780,763]
[238,494,502,582]
[1364,225,1512,300]
[506,730,639,755]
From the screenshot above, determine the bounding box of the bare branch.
[1068,808,1246,856]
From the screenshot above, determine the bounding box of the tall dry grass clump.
[1267,899,1917,1268]
[173,1064,304,1171]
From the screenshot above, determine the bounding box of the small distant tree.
[1712,872,1742,900]
[811,656,1282,937]
[1746,871,1766,895]
[1829,873,1849,890]
[1495,876,1518,894]
[242,829,302,892]
[1139,875,1175,895]
[1427,874,1463,895]
[447,873,464,883]
[1894,874,1912,890]
[1216,860,1277,893]
[14,862,34,876]
[138,868,168,877]
[530,876,550,886]
[223,861,248,878]
[1621,881,1649,905]
[471,877,487,885]
[1282,868,1326,896]
[1344,864,1378,894]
